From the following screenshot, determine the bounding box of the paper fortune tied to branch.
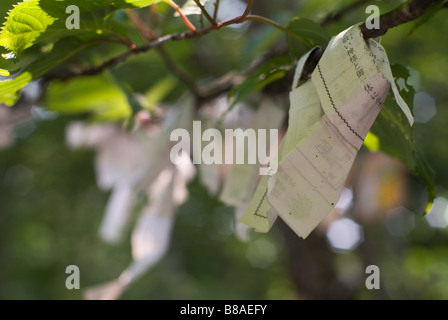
[240,24,413,239]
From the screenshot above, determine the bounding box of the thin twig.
[106,31,135,49]
[213,0,220,21]
[45,0,438,94]
[148,4,159,30]
[245,15,313,46]
[126,9,200,96]
[199,13,204,29]
[193,0,217,26]
[45,12,251,81]
[168,0,197,31]
[242,0,255,18]
[126,9,156,40]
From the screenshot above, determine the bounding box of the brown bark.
[360,0,436,39]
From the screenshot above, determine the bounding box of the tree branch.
[299,0,437,83]
[45,0,255,82]
[242,0,255,18]
[125,10,201,97]
[213,0,220,21]
[126,9,157,41]
[193,0,217,26]
[167,0,197,31]
[45,0,438,100]
[245,15,312,45]
[360,0,436,38]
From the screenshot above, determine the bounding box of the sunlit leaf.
[0,0,57,54]
[0,0,165,55]
[46,72,132,121]
[0,37,89,106]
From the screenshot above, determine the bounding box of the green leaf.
[0,37,90,105]
[365,64,436,214]
[286,17,330,58]
[0,0,169,103]
[110,72,144,116]
[0,45,41,76]
[45,72,131,121]
[121,0,166,8]
[0,0,165,55]
[0,0,57,54]
[229,55,292,104]
[142,75,177,109]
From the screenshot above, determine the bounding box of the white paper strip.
[242,24,413,239]
[99,186,134,244]
[85,168,176,300]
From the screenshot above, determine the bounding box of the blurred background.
[1,0,448,299]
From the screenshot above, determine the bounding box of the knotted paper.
[241,24,413,238]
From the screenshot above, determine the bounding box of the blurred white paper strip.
[84,168,176,300]
[99,186,134,243]
[124,168,175,282]
[83,97,196,300]
[220,98,285,206]
[195,111,224,197]
[219,98,284,237]
[267,24,411,238]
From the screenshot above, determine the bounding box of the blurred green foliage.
[0,119,295,299]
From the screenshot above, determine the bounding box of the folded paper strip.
[240,24,413,239]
